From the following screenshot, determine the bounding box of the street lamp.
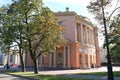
[100,0,114,80]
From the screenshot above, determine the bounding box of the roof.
[54,7,97,28]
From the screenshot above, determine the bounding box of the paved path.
[0,73,34,80]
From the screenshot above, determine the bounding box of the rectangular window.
[58,21,63,26]
[83,25,86,43]
[10,55,13,62]
[79,55,82,64]
[76,23,81,42]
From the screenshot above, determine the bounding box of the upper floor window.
[83,25,86,43]
[10,55,13,62]
[76,23,81,42]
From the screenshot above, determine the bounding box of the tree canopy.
[0,0,65,74]
[87,0,120,63]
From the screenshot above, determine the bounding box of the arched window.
[58,53,63,65]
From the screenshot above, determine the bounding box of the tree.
[108,14,120,63]
[0,0,64,74]
[87,0,120,80]
[0,3,28,72]
[26,7,64,74]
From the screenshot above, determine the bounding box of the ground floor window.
[58,53,63,65]
[79,54,82,64]
[85,55,88,64]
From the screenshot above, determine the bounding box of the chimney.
[66,7,69,12]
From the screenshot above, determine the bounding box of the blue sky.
[43,0,94,21]
[0,0,94,20]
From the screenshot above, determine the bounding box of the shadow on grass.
[78,71,120,77]
[7,72,93,80]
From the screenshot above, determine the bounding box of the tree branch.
[108,7,120,20]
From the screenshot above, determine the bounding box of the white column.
[92,30,95,45]
[53,50,56,67]
[86,27,88,44]
[49,54,52,67]
[67,46,70,67]
[81,24,83,43]
[93,55,95,68]
[63,47,66,67]
[90,29,92,45]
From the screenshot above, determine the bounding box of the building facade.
[26,8,101,69]
[0,52,4,65]
[0,49,20,66]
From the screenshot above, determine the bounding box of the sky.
[0,0,104,47]
[0,0,93,18]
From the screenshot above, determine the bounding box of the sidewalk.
[0,73,30,80]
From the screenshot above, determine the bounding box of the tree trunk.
[33,58,39,74]
[19,49,26,72]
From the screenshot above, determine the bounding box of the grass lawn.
[7,72,92,80]
[78,71,120,77]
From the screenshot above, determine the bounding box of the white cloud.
[44,0,91,6]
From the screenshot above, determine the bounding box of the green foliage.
[0,0,65,73]
[108,15,120,63]
[87,0,111,24]
[87,0,120,63]
[27,7,64,58]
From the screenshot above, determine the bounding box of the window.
[76,23,81,42]
[58,53,63,65]
[76,26,79,41]
[88,28,90,44]
[58,21,63,26]
[85,55,88,64]
[10,55,13,62]
[79,54,82,64]
[0,54,3,62]
[83,25,86,43]
[65,47,68,66]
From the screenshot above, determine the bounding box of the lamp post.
[100,0,114,80]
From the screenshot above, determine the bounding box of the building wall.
[25,8,100,69]
[0,50,20,66]
[56,16,76,42]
